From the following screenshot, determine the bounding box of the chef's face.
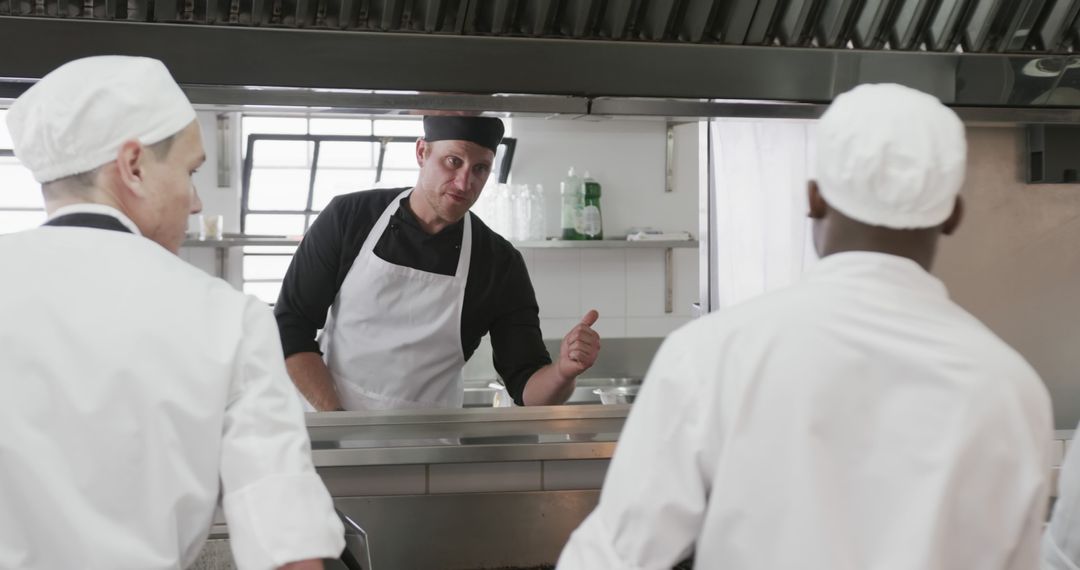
[415,139,494,223]
[138,121,205,253]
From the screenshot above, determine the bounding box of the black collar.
[395,196,465,239]
[43,213,134,234]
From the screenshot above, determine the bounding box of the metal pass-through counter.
[194,405,631,570]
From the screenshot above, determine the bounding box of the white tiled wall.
[508,117,701,344]
[521,247,699,340]
[510,118,699,239]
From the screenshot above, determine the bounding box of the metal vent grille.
[4,0,1080,54]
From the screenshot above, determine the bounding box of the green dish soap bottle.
[581,172,603,240]
[560,167,584,240]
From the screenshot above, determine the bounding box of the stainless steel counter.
[462,377,641,407]
[307,405,628,467]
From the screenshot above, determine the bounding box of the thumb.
[579,309,599,327]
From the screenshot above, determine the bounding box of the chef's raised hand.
[558,310,601,379]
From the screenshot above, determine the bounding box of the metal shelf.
[181,236,694,314]
[182,236,698,249]
[513,239,698,249]
[183,236,301,247]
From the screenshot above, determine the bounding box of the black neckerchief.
[43,213,133,234]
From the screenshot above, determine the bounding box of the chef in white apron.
[278,116,601,411]
[319,187,473,410]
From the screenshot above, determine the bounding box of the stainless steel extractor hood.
[3,0,1080,111]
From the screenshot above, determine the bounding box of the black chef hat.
[422,116,505,153]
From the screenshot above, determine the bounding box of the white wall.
[509,118,699,336]
[510,117,698,238]
[464,118,700,381]
[179,111,243,285]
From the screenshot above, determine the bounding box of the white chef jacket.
[0,206,344,570]
[1044,422,1080,569]
[559,251,1052,570]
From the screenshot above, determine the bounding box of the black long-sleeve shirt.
[274,188,551,405]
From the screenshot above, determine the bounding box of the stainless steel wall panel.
[376,0,403,30]
[152,0,177,19]
[1033,0,1079,49]
[335,491,600,569]
[963,0,1012,50]
[1070,1,1080,45]
[642,0,682,40]
[563,0,603,38]
[524,0,559,36]
[718,0,763,43]
[953,54,1063,104]
[1045,56,1080,104]
[2,0,1078,55]
[777,0,825,44]
[1001,0,1048,50]
[463,0,504,34]
[816,0,864,46]
[600,0,642,39]
[745,0,786,43]
[852,0,898,48]
[0,16,1077,107]
[925,0,969,50]
[681,0,722,42]
[420,0,466,33]
[889,0,938,49]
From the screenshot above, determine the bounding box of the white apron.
[316,189,472,410]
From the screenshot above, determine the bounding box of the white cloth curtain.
[711,119,819,309]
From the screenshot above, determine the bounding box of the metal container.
[593,385,639,405]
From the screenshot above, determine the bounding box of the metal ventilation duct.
[2,0,1080,109]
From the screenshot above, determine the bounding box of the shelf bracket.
[215,246,228,281]
[216,113,232,188]
[665,122,675,193]
[665,247,674,314]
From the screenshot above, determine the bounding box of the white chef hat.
[6,56,196,184]
[815,83,967,229]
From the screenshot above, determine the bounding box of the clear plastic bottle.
[511,183,531,242]
[560,167,584,240]
[491,183,513,239]
[581,172,603,240]
[472,178,496,224]
[529,184,547,241]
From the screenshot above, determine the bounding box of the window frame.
[239,133,517,233]
[0,142,48,233]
